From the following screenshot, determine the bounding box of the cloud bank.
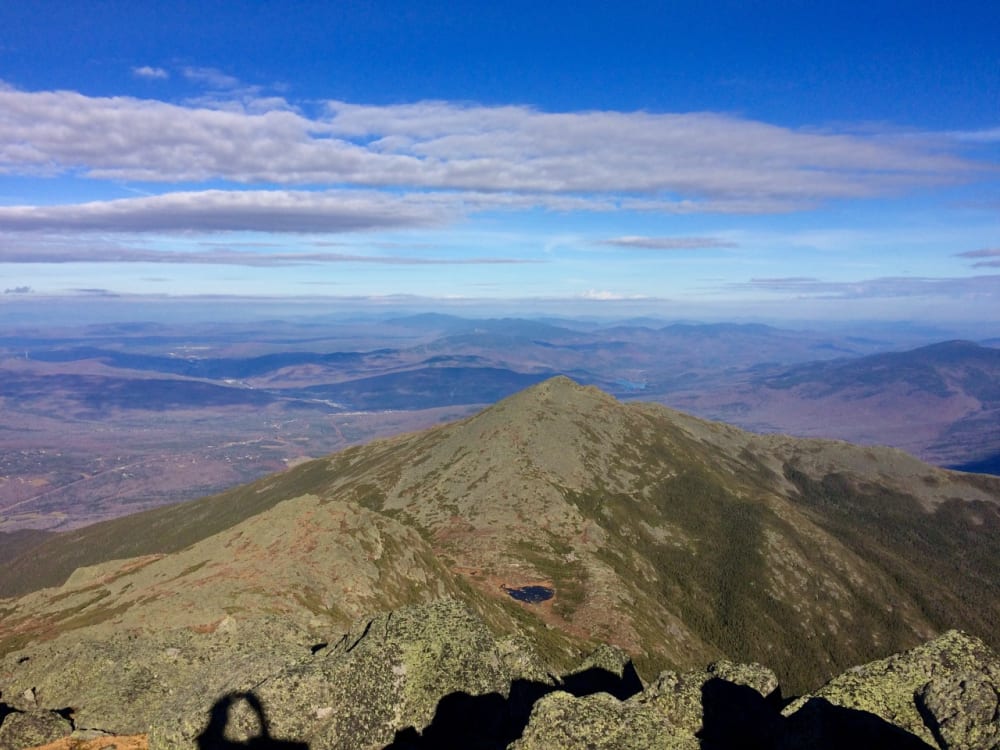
[0,85,975,208]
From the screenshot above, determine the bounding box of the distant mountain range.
[666,340,1000,471]
[1,379,996,747]
[2,316,998,534]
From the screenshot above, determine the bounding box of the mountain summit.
[1,377,998,745]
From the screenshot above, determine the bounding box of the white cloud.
[0,188,808,235]
[951,127,1000,143]
[579,289,648,300]
[0,85,978,210]
[0,190,456,233]
[132,66,168,80]
[181,66,241,90]
[0,240,533,266]
[599,236,738,250]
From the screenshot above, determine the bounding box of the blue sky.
[0,1,998,322]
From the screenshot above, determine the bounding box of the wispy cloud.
[0,188,793,235]
[181,66,241,90]
[579,289,648,300]
[599,236,737,250]
[132,66,168,80]
[0,238,536,267]
[954,248,1000,268]
[735,275,1000,299]
[0,190,453,233]
[951,127,1000,143]
[71,288,119,296]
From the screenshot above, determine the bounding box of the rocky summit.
[2,600,998,749]
[0,377,998,747]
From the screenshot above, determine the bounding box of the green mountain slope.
[1,377,997,701]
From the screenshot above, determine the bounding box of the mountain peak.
[1,378,997,724]
[491,374,617,413]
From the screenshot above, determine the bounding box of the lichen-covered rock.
[150,597,544,750]
[0,709,72,750]
[513,658,780,750]
[782,630,1000,750]
[916,670,1000,750]
[637,660,780,736]
[0,614,310,735]
[571,644,635,681]
[707,660,780,700]
[511,690,696,750]
[557,643,644,701]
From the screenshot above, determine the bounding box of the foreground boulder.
[150,597,553,749]
[513,660,782,750]
[3,597,999,750]
[0,707,72,750]
[515,630,999,750]
[783,629,1000,750]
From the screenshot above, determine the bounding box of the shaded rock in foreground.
[0,709,72,750]
[783,629,1000,750]
[385,643,645,749]
[512,659,780,750]
[515,630,999,750]
[7,600,1000,750]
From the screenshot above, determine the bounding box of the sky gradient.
[1,1,998,323]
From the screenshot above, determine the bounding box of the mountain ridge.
[2,377,996,701]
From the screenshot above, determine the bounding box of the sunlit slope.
[1,377,997,693]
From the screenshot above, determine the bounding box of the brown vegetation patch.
[189,617,226,634]
[26,735,147,750]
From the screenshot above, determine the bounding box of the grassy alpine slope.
[1,377,997,700]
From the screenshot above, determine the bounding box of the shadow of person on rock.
[197,691,309,750]
[384,665,644,750]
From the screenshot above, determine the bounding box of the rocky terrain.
[0,377,997,747]
[2,601,998,749]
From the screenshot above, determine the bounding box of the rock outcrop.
[515,629,999,750]
[783,629,1000,750]
[0,707,72,750]
[4,598,998,750]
